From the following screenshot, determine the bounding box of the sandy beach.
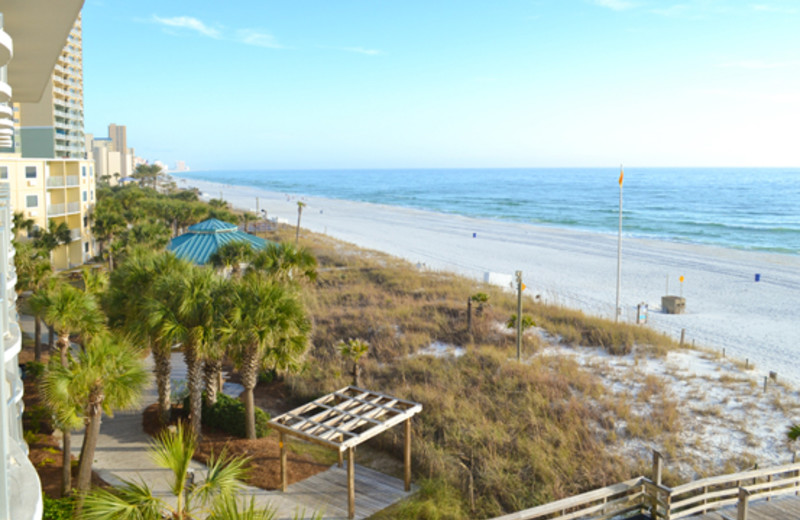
[176,176,800,387]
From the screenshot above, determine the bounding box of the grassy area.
[256,225,681,519]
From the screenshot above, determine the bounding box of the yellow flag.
[618,167,624,186]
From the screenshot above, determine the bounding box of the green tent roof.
[167,218,269,265]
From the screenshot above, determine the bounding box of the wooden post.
[764,376,768,392]
[767,474,773,501]
[338,448,343,468]
[348,446,356,519]
[279,432,287,492]
[404,418,412,492]
[467,297,472,333]
[651,450,663,518]
[680,329,685,347]
[737,487,750,520]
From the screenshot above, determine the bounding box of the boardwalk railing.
[491,453,800,520]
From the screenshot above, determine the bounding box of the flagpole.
[616,165,623,322]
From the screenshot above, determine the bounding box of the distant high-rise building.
[16,14,85,159]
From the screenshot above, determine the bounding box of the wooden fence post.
[737,487,750,520]
[652,450,664,519]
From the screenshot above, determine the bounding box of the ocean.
[181,168,800,255]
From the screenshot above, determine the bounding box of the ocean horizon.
[179,167,800,256]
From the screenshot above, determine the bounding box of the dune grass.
[255,225,683,518]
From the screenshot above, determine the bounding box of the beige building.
[0,156,95,268]
[87,123,134,184]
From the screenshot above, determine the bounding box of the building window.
[25,166,37,179]
[0,166,7,179]
[84,242,89,253]
[82,191,87,202]
[90,190,94,201]
[83,216,88,228]
[82,166,87,177]
[26,195,38,208]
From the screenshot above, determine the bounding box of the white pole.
[616,166,623,322]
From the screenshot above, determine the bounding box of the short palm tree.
[81,421,263,520]
[295,201,305,243]
[337,338,369,387]
[40,333,148,500]
[16,245,52,361]
[209,240,256,277]
[248,242,317,284]
[222,274,310,439]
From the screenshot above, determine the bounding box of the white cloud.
[152,15,221,39]
[592,0,637,11]
[235,29,283,49]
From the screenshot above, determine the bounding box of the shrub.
[24,361,45,380]
[42,495,73,520]
[187,393,271,438]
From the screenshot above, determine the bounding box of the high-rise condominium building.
[17,15,85,159]
[0,4,86,517]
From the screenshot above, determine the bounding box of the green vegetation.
[201,393,271,439]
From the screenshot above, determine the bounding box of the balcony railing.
[46,176,80,188]
[70,228,81,241]
[46,201,81,217]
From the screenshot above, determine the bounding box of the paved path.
[21,317,413,519]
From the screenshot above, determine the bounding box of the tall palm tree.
[15,243,52,361]
[91,196,127,270]
[153,265,218,438]
[295,201,306,244]
[40,333,148,502]
[40,282,105,495]
[12,211,35,239]
[108,250,190,424]
[248,242,317,284]
[81,422,265,520]
[222,274,309,439]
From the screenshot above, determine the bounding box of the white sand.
[175,176,800,387]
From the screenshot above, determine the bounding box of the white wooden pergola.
[268,386,423,519]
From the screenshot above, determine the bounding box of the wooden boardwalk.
[688,495,800,520]
[263,463,416,520]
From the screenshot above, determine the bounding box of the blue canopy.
[167,218,269,265]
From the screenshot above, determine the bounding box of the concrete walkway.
[21,317,414,519]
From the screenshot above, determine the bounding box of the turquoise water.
[182,168,800,255]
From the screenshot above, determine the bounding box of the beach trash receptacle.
[755,273,761,282]
[473,232,477,238]
[661,296,686,315]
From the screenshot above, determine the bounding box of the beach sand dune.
[177,177,800,387]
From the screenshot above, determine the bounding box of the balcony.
[0,26,11,68]
[46,175,80,188]
[70,228,81,241]
[46,201,81,217]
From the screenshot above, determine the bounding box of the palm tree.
[41,333,148,504]
[248,242,317,284]
[239,211,258,234]
[337,338,369,387]
[40,282,105,495]
[295,201,306,244]
[222,274,309,439]
[91,197,126,270]
[108,250,190,424]
[12,211,35,239]
[81,421,264,520]
[152,265,218,438]
[15,243,52,361]
[33,219,72,255]
[209,240,255,277]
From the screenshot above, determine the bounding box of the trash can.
[755,273,761,282]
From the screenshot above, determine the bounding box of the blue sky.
[82,0,800,170]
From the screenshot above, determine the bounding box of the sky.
[82,0,800,170]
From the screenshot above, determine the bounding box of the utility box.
[661,296,686,314]
[636,303,649,324]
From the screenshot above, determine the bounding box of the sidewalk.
[21,316,413,519]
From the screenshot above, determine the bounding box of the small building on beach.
[167,218,269,265]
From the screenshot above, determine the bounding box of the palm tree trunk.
[203,358,221,407]
[48,324,55,353]
[353,363,362,388]
[61,429,72,496]
[76,396,103,494]
[241,347,259,440]
[184,346,203,439]
[153,346,172,424]
[34,317,42,362]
